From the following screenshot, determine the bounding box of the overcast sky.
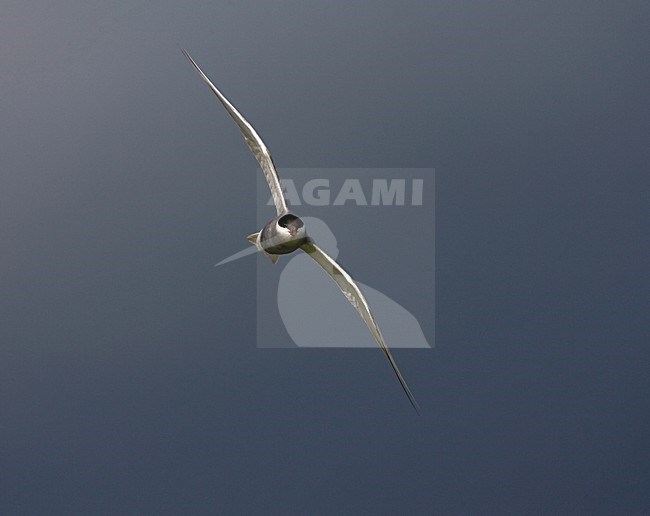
[1,1,649,514]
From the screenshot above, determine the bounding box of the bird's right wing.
[182,49,288,216]
[300,241,420,413]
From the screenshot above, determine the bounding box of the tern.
[183,49,420,413]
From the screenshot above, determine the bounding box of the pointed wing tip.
[180,47,205,76]
[397,375,421,415]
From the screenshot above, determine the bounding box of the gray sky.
[1,1,649,514]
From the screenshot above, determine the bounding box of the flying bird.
[182,49,420,413]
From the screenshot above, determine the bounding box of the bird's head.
[278,213,307,240]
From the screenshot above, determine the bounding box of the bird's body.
[260,213,309,255]
[183,49,420,413]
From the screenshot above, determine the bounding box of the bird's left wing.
[300,241,420,413]
[182,49,288,216]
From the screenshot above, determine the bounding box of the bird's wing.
[182,49,288,216]
[300,241,420,413]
